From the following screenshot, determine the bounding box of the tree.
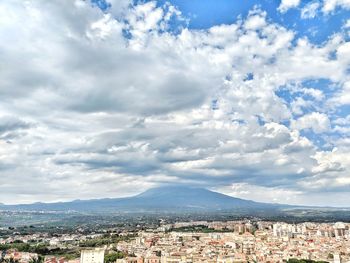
[2,258,19,263]
[104,252,125,263]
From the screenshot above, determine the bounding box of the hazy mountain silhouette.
[1,185,284,212]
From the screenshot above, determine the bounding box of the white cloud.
[292,112,331,133]
[344,19,350,28]
[322,0,350,13]
[217,183,303,204]
[217,182,350,207]
[278,0,301,13]
[244,10,267,30]
[0,0,349,205]
[329,81,350,106]
[301,87,324,101]
[301,2,321,19]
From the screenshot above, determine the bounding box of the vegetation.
[0,259,19,263]
[0,256,44,263]
[0,242,79,259]
[0,234,135,260]
[104,252,126,263]
[0,243,50,255]
[79,234,136,247]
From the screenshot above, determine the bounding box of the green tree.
[3,258,19,263]
[104,252,125,263]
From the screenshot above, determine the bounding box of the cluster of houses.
[1,221,350,262]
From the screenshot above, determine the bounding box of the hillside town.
[1,221,350,263]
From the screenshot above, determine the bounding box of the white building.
[80,248,105,263]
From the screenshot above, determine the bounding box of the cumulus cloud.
[0,0,349,205]
[278,0,301,13]
[291,112,331,133]
[322,0,350,13]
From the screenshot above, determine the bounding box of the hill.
[1,185,283,213]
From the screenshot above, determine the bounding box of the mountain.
[1,185,283,213]
[133,186,275,210]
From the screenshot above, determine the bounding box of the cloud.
[281,0,350,16]
[329,80,350,106]
[0,116,31,133]
[301,2,321,19]
[218,182,350,207]
[0,116,32,141]
[322,0,350,13]
[278,0,301,13]
[244,10,267,30]
[291,112,331,133]
[344,19,350,28]
[0,0,349,205]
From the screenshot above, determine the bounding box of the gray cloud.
[0,0,349,205]
[0,117,31,133]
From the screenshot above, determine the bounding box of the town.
[1,220,349,263]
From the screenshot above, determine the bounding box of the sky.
[0,0,349,206]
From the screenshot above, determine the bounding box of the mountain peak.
[1,185,280,213]
[137,185,203,197]
[131,185,263,211]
